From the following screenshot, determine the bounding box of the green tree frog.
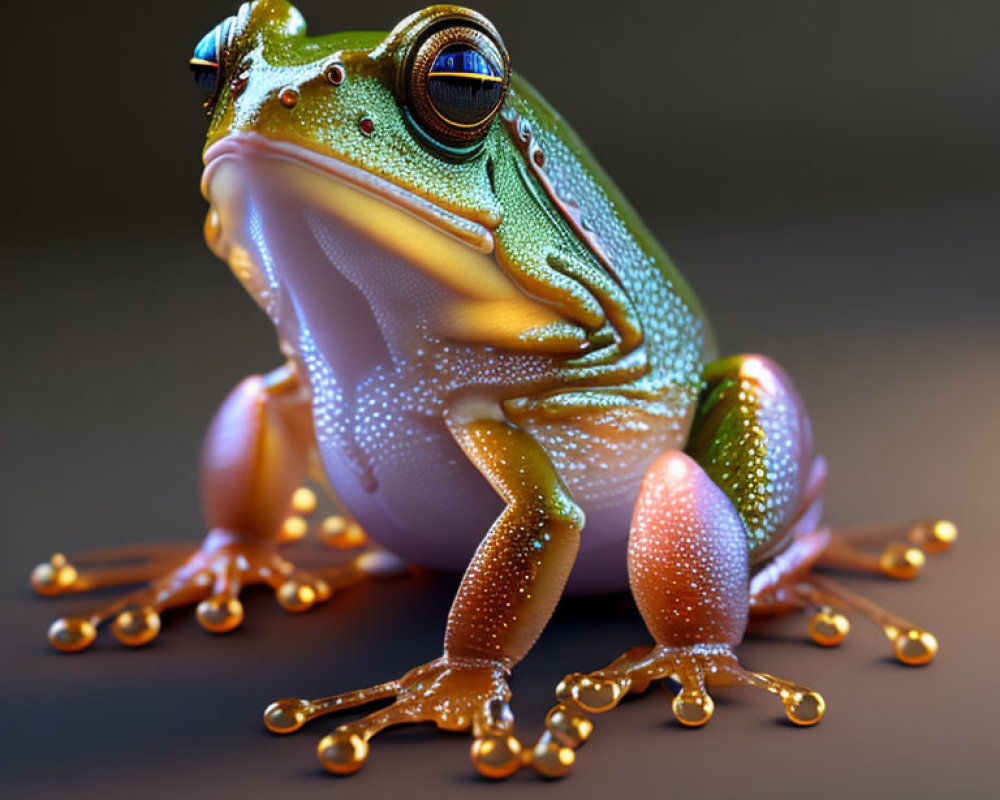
[33,1,955,780]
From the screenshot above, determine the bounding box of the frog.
[32,1,957,780]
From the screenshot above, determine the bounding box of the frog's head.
[197,1,509,158]
[195,2,553,367]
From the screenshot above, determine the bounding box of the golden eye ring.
[405,20,510,148]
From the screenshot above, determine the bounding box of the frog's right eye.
[190,16,236,111]
[402,13,510,153]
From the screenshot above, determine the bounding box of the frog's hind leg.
[33,363,378,653]
[532,355,828,777]
[685,353,953,664]
[531,450,827,779]
[535,355,954,777]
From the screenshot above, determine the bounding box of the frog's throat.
[200,132,496,254]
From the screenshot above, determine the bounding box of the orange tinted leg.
[534,452,825,779]
[35,363,373,652]
[265,415,583,780]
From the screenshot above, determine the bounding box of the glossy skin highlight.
[33,1,955,780]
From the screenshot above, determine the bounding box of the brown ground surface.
[2,195,996,798]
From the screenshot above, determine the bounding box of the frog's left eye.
[190,16,236,111]
[404,20,510,150]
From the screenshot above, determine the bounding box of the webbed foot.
[533,644,823,777]
[32,367,389,652]
[36,528,367,652]
[264,657,524,779]
[749,519,957,665]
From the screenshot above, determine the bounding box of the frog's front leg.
[35,363,374,652]
[264,406,583,779]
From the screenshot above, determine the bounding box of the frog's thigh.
[685,354,815,561]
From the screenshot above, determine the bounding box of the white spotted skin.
[628,452,750,647]
[509,88,709,517]
[737,357,815,557]
[204,128,708,594]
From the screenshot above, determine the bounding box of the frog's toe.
[275,488,371,552]
[264,681,398,735]
[533,645,824,777]
[793,574,939,666]
[817,519,957,580]
[265,657,525,779]
[31,544,195,597]
[38,543,196,652]
[317,514,370,550]
[801,520,952,663]
[39,530,370,652]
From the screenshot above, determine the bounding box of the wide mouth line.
[201,132,496,254]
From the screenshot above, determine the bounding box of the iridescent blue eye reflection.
[427,44,503,127]
[190,16,235,102]
[430,46,498,79]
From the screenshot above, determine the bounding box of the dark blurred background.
[1,1,997,798]
[2,0,997,231]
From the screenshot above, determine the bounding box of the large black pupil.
[427,44,502,126]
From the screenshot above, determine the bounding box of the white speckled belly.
[204,145,675,594]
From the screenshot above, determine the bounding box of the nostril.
[279,86,299,108]
[231,66,250,98]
